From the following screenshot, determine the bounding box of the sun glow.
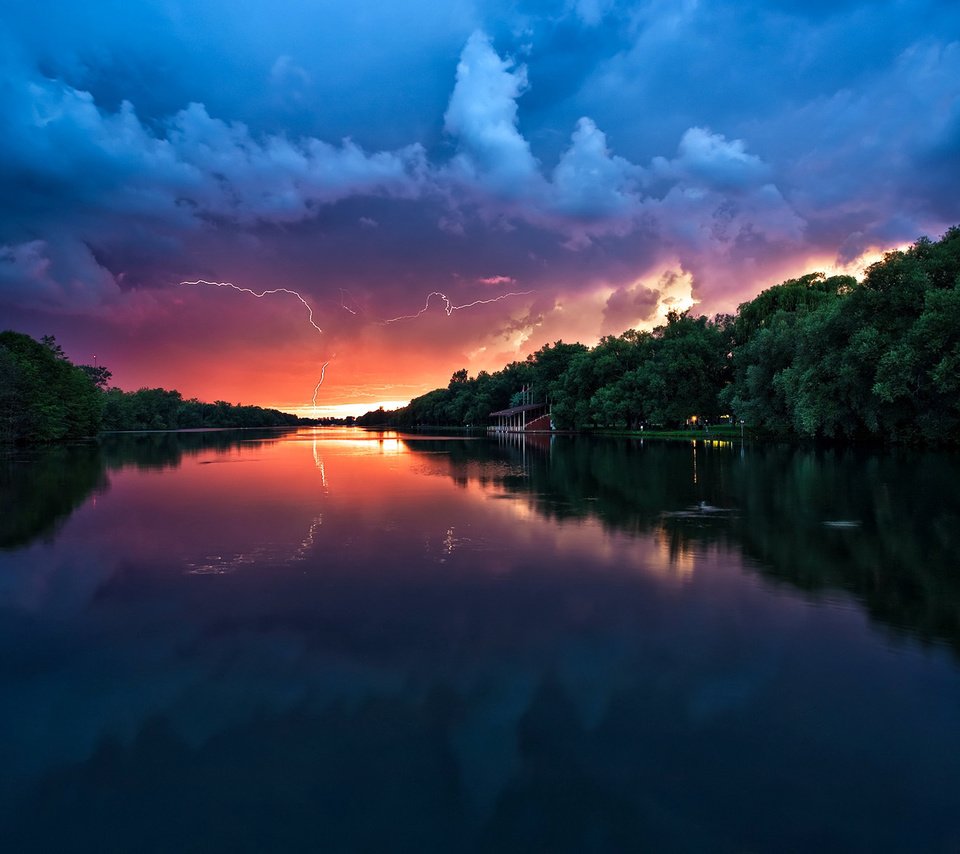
[804,243,913,281]
[280,399,413,419]
[605,264,698,334]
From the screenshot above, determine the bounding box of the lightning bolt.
[179,278,532,409]
[312,359,331,409]
[180,278,331,409]
[380,290,533,324]
[452,293,534,311]
[339,288,358,315]
[181,279,323,334]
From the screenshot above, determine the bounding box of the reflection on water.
[478,434,960,655]
[1,429,959,853]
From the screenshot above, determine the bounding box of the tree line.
[0,330,310,442]
[359,226,960,444]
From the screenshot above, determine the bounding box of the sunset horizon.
[3,1,957,417]
[7,235,930,419]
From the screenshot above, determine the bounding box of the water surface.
[2,429,959,852]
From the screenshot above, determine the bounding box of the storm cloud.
[1,0,957,413]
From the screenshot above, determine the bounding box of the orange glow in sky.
[79,235,920,419]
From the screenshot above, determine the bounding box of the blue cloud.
[0,0,957,335]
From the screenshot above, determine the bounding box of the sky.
[2,0,958,416]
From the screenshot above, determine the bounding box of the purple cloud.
[0,1,957,410]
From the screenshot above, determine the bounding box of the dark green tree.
[0,331,103,442]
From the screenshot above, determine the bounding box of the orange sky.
[55,241,903,419]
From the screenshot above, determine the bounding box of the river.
[1,428,958,852]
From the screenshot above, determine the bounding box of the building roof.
[488,402,549,418]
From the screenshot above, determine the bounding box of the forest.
[0,331,307,443]
[359,227,960,444]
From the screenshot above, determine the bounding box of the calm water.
[1,428,959,853]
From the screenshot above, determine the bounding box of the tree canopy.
[361,226,960,444]
[0,331,311,443]
[0,332,103,442]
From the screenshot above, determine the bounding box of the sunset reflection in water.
[1,428,959,852]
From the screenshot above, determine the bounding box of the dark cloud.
[602,281,660,334]
[0,58,429,309]
[0,0,957,408]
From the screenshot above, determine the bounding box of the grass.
[599,424,750,440]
